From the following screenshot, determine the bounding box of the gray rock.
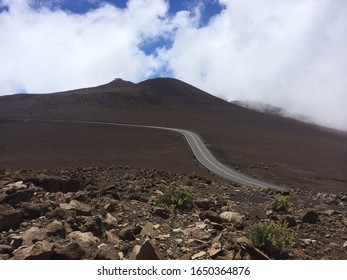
[220,211,242,223]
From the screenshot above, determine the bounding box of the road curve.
[3,119,286,191]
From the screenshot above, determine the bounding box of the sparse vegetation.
[157,185,194,212]
[272,195,291,212]
[251,221,295,257]
[4,169,19,178]
[265,186,277,195]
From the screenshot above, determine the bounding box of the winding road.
[4,119,286,190]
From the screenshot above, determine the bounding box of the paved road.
[4,119,286,190]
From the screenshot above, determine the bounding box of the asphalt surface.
[6,119,286,190]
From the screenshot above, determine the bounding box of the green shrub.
[272,195,291,212]
[251,221,295,257]
[157,185,194,212]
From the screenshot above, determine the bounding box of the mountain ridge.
[0,77,346,192]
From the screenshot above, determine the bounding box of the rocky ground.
[0,166,346,260]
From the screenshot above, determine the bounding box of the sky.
[0,0,346,130]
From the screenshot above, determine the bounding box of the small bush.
[272,195,291,212]
[157,185,194,212]
[251,221,295,257]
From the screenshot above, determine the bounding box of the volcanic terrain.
[0,78,346,192]
[0,78,346,260]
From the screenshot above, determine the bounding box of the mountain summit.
[0,78,346,192]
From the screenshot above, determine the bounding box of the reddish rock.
[12,240,54,260]
[130,240,165,260]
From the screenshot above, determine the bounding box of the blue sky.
[0,0,347,130]
[25,0,225,55]
[40,1,224,25]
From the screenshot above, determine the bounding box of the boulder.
[46,220,66,238]
[152,207,170,219]
[208,242,222,258]
[130,240,165,260]
[22,227,49,246]
[27,176,81,193]
[21,202,51,219]
[12,240,54,260]
[301,210,319,224]
[0,204,23,231]
[0,188,35,206]
[220,211,242,223]
[104,213,118,230]
[199,210,223,224]
[96,244,120,260]
[60,200,92,215]
[78,215,102,237]
[67,231,100,259]
[105,230,121,244]
[236,236,270,260]
[140,222,157,237]
[194,198,214,210]
[0,245,13,255]
[119,227,135,241]
[191,251,206,260]
[52,242,85,260]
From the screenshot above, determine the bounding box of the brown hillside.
[0,78,346,192]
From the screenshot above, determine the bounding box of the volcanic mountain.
[0,78,346,192]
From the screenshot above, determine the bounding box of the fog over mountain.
[1,0,346,130]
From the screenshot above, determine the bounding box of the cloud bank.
[0,0,346,130]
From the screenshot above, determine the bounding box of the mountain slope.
[0,78,346,192]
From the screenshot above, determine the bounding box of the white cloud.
[0,0,173,93]
[161,0,347,130]
[0,0,346,130]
